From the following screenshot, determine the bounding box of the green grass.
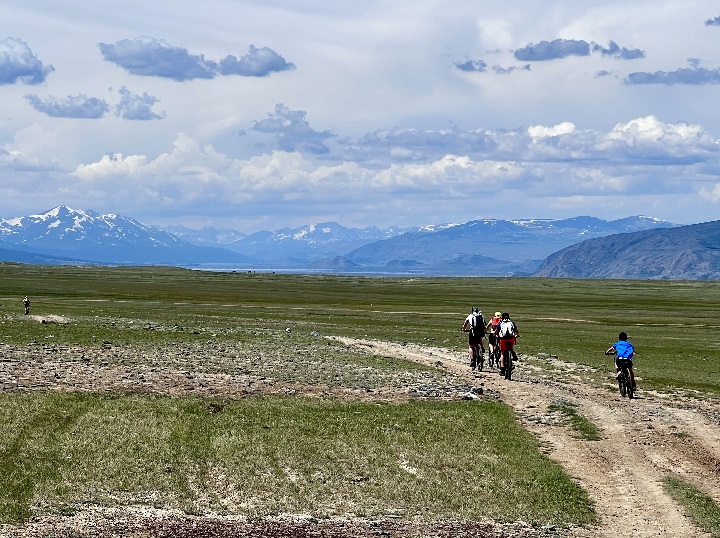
[663,476,720,537]
[2,264,720,527]
[2,266,719,396]
[0,392,595,525]
[548,402,601,441]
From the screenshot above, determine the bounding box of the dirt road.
[335,337,720,538]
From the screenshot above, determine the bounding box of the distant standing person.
[23,296,30,315]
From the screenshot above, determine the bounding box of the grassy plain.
[3,264,719,395]
[1,264,719,527]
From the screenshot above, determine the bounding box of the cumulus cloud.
[492,64,531,74]
[705,16,720,26]
[0,37,54,85]
[454,59,487,72]
[75,152,149,179]
[625,59,720,85]
[99,37,216,81]
[595,70,616,78]
[25,94,110,119]
[514,39,590,61]
[512,38,644,62]
[98,36,293,81]
[115,86,166,120]
[528,122,577,140]
[252,104,335,155]
[41,114,720,224]
[219,45,295,77]
[592,40,645,60]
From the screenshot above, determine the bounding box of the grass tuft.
[663,476,720,537]
[548,402,601,441]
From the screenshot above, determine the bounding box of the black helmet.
[501,312,510,320]
[618,332,628,341]
[472,307,479,313]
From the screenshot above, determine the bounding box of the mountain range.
[0,205,700,278]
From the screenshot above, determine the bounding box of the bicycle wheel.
[618,373,626,397]
[477,348,484,371]
[625,369,634,399]
[504,351,512,380]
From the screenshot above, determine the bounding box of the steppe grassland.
[1,264,719,525]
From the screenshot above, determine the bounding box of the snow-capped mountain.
[0,207,679,275]
[227,222,412,260]
[0,206,249,265]
[340,216,678,269]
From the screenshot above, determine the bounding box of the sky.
[1,0,720,232]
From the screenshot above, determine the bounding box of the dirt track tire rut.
[336,338,720,538]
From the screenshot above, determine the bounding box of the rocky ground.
[1,331,719,537]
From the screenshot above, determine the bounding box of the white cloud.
[2,0,720,229]
[74,153,148,179]
[528,122,577,140]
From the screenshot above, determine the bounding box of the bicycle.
[471,343,484,371]
[486,332,500,370]
[605,348,634,399]
[614,358,634,399]
[499,338,515,380]
[462,329,484,371]
[488,343,500,370]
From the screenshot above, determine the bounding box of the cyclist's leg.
[467,332,474,367]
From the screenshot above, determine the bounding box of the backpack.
[470,313,484,335]
[498,319,515,339]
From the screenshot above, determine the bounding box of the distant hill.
[533,220,720,280]
[0,247,91,266]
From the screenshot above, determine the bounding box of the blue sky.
[1,1,720,232]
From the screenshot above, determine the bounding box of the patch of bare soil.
[2,337,719,537]
[334,338,720,538]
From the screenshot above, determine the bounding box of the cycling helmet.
[501,312,510,320]
[618,332,628,341]
[494,311,502,317]
[471,307,478,313]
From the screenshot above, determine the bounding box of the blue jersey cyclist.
[605,332,637,390]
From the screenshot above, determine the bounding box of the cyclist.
[605,332,636,390]
[23,296,30,315]
[485,311,502,367]
[461,307,485,369]
[497,312,519,376]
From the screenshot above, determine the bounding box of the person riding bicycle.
[485,311,502,366]
[461,307,486,369]
[496,312,519,376]
[23,296,30,315]
[605,332,636,390]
